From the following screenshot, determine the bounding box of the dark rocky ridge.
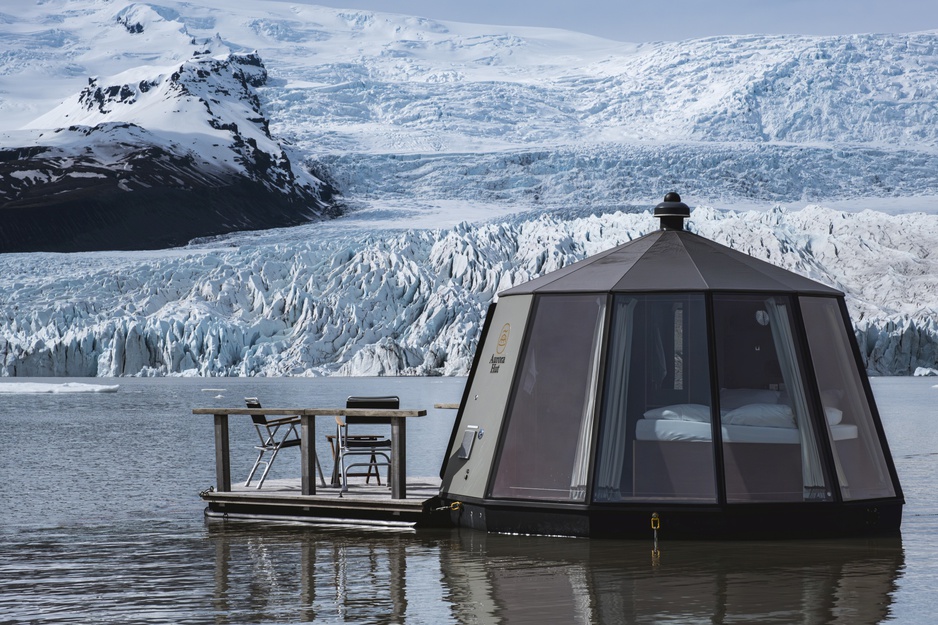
[0,52,340,253]
[0,128,340,253]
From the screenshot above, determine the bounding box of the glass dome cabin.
[438,195,903,539]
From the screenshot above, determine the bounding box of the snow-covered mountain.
[5,1,938,213]
[0,0,937,376]
[0,4,339,252]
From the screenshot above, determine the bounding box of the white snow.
[1,1,937,376]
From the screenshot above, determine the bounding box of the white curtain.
[816,300,851,495]
[764,298,827,500]
[570,296,607,500]
[594,298,637,500]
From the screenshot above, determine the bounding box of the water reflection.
[208,524,903,624]
[447,533,903,624]
[210,525,426,624]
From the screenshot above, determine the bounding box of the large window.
[713,294,832,503]
[800,297,896,500]
[593,294,715,502]
[490,294,606,501]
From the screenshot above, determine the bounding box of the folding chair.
[334,396,397,494]
[244,397,325,489]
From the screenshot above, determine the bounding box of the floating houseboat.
[437,194,903,538]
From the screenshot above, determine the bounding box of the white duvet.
[636,392,856,443]
[635,418,857,443]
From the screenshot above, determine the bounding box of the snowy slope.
[3,1,938,210]
[0,0,937,375]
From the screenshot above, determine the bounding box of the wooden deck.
[200,476,452,529]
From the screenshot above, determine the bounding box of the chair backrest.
[345,395,399,425]
[245,397,267,425]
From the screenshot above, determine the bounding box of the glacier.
[2,205,937,377]
[0,0,937,376]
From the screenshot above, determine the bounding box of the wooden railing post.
[390,416,406,499]
[301,412,317,496]
[213,413,231,492]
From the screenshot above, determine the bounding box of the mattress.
[634,418,858,443]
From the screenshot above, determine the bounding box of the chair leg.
[316,453,326,487]
[256,447,281,489]
[245,450,266,487]
[365,451,382,485]
[337,452,370,495]
[338,452,349,495]
[248,445,324,490]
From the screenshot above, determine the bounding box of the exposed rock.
[0,51,339,252]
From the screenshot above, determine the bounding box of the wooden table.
[192,407,427,499]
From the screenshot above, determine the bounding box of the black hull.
[447,498,903,539]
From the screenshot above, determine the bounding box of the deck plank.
[201,476,446,524]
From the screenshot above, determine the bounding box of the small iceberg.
[913,367,938,377]
[0,382,120,394]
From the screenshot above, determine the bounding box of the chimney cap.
[654,192,690,230]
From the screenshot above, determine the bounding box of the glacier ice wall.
[1,205,936,377]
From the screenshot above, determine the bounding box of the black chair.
[334,396,398,494]
[244,397,325,489]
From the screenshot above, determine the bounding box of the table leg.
[301,413,317,496]
[390,417,406,499]
[213,413,231,492]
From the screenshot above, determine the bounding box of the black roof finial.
[654,192,691,231]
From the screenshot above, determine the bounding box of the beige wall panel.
[441,295,533,500]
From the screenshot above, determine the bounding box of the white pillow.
[720,388,781,411]
[723,403,795,428]
[820,389,844,409]
[643,404,712,423]
[824,406,843,425]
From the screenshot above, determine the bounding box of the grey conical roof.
[499,229,841,296]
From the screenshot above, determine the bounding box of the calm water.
[0,376,936,624]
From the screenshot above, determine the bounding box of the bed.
[631,390,856,501]
[634,419,858,444]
